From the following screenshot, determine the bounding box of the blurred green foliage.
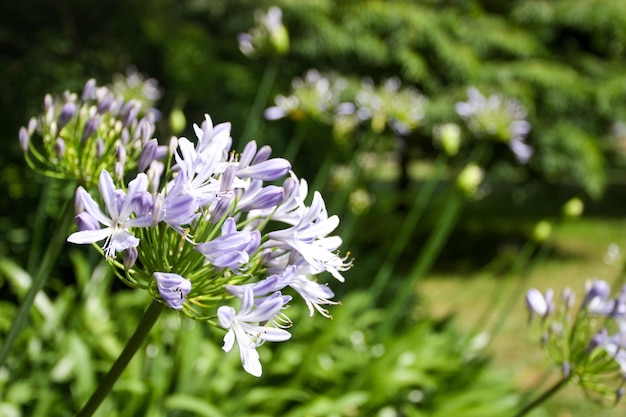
[0,252,518,416]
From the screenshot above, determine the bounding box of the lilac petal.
[237,158,291,181]
[119,173,148,218]
[526,288,548,316]
[98,170,119,219]
[76,187,111,226]
[75,212,100,231]
[67,228,113,245]
[252,145,272,165]
[264,107,287,120]
[238,185,284,212]
[218,305,236,330]
[260,327,291,342]
[239,140,257,168]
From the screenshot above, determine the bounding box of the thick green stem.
[513,376,570,417]
[76,299,165,417]
[0,199,75,366]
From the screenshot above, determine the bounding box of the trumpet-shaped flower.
[154,272,192,310]
[266,191,351,281]
[195,218,261,271]
[67,170,151,258]
[218,287,291,376]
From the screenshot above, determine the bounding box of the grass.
[420,217,626,416]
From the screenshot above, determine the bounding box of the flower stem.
[240,57,280,142]
[367,153,448,307]
[0,198,75,367]
[76,299,165,417]
[379,188,465,342]
[513,376,570,417]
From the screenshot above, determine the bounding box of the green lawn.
[421,217,626,416]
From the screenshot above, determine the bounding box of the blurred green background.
[2,0,626,416]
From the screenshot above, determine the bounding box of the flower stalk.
[76,299,165,417]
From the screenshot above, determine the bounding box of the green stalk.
[26,178,53,275]
[240,58,280,142]
[487,235,553,341]
[379,189,465,342]
[513,376,570,417]
[0,198,75,366]
[76,299,165,417]
[367,154,448,307]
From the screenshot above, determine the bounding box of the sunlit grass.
[421,217,626,416]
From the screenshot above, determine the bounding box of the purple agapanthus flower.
[195,217,261,271]
[154,272,192,310]
[67,170,152,258]
[218,286,291,376]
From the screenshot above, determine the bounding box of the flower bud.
[124,246,138,271]
[456,163,483,196]
[532,220,552,242]
[115,143,126,164]
[27,117,37,135]
[81,115,101,142]
[54,138,65,159]
[95,138,104,158]
[563,197,584,219]
[169,108,186,135]
[82,79,97,101]
[139,139,158,172]
[526,288,548,319]
[434,123,461,157]
[57,102,76,129]
[19,126,29,153]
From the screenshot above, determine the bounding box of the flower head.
[526,279,626,405]
[64,107,352,376]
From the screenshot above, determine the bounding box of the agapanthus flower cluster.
[264,69,349,123]
[238,6,290,57]
[111,67,162,113]
[19,78,159,186]
[353,77,427,136]
[456,87,533,164]
[526,279,626,405]
[66,113,352,376]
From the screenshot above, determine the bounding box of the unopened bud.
[95,138,104,158]
[114,161,124,181]
[563,197,584,219]
[19,126,29,152]
[57,101,76,129]
[115,143,126,164]
[435,123,461,157]
[532,220,552,242]
[139,139,158,172]
[54,138,65,159]
[124,246,138,271]
[169,108,186,135]
[82,79,97,101]
[456,163,483,196]
[27,117,37,135]
[82,115,101,142]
